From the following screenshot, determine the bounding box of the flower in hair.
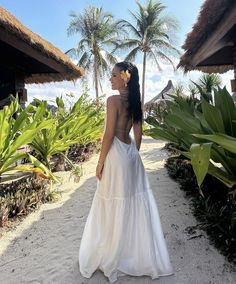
[120,70,131,87]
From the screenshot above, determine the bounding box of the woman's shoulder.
[106,95,121,106]
[107,95,119,101]
[106,95,119,110]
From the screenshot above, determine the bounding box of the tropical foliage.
[117,0,180,109]
[0,93,104,184]
[28,93,104,171]
[192,73,222,104]
[66,6,120,99]
[0,176,50,226]
[145,85,236,190]
[0,93,104,227]
[0,96,55,180]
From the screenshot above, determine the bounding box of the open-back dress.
[79,97,174,283]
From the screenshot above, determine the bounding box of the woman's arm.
[96,96,117,180]
[133,121,142,151]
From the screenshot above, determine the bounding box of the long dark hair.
[115,61,143,123]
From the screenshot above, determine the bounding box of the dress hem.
[80,268,175,283]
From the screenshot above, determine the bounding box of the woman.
[79,61,174,283]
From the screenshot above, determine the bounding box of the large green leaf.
[208,162,236,188]
[27,154,59,182]
[0,108,11,152]
[0,152,27,174]
[145,116,160,128]
[201,100,225,133]
[214,87,236,136]
[181,150,236,188]
[190,143,212,187]
[173,95,195,114]
[165,113,201,133]
[6,120,54,159]
[210,146,235,175]
[194,109,213,133]
[144,127,179,144]
[193,133,236,154]
[12,110,29,134]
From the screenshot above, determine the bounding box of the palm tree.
[66,6,120,100]
[198,73,222,93]
[117,0,180,110]
[192,73,222,103]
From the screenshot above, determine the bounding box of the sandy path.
[0,137,235,284]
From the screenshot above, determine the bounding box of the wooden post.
[0,70,27,109]
[15,72,27,109]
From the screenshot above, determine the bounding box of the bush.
[0,177,51,227]
[165,155,236,264]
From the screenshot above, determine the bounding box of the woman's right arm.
[133,121,142,151]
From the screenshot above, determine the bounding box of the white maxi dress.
[79,135,174,283]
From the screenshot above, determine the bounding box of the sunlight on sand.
[0,161,95,257]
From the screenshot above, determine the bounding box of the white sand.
[0,137,235,284]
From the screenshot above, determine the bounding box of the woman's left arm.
[96,96,117,180]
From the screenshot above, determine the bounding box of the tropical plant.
[0,176,51,227]
[145,86,236,190]
[188,83,198,99]
[192,73,222,103]
[0,96,55,181]
[197,73,222,93]
[117,0,180,109]
[66,6,120,100]
[28,94,104,171]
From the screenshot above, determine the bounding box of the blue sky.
[0,0,232,103]
[0,0,202,53]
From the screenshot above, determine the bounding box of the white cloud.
[26,60,234,106]
[26,80,86,105]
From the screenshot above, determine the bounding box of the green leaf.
[190,143,212,187]
[0,108,11,152]
[193,133,236,154]
[201,100,225,133]
[208,162,236,188]
[145,116,160,128]
[27,154,59,182]
[165,113,201,133]
[144,127,179,144]
[12,110,28,134]
[0,152,27,174]
[214,87,236,136]
[210,146,235,175]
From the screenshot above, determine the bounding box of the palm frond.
[149,39,181,56]
[116,39,140,51]
[148,50,162,71]
[155,51,176,70]
[124,46,140,62]
[116,19,141,39]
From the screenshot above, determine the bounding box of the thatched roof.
[178,0,235,73]
[145,80,174,107]
[0,6,84,83]
[144,80,174,112]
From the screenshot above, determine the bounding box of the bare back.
[113,95,133,144]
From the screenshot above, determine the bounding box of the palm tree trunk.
[94,54,99,106]
[142,51,147,112]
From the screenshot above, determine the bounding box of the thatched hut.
[144,80,174,112]
[178,0,236,98]
[0,6,84,107]
[144,80,175,120]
